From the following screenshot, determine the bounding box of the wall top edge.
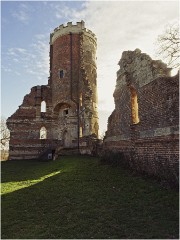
[50,21,97,44]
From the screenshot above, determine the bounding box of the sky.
[1,0,179,136]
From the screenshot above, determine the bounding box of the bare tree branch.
[0,117,10,151]
[155,22,180,69]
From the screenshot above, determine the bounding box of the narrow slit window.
[59,70,64,78]
[80,126,83,137]
[40,127,47,139]
[80,93,82,107]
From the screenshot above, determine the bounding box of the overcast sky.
[1,0,179,135]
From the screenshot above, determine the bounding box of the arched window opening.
[40,127,47,139]
[41,101,46,112]
[130,87,139,124]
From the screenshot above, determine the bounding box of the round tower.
[49,21,99,145]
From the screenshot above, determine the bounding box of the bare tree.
[155,22,180,69]
[1,117,10,160]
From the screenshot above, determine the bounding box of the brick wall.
[104,49,179,184]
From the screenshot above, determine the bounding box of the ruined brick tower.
[7,21,99,160]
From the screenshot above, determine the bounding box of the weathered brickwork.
[7,21,99,160]
[104,49,179,181]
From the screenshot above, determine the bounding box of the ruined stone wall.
[7,85,59,160]
[104,49,179,180]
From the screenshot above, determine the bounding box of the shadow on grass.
[1,155,87,183]
[1,156,179,239]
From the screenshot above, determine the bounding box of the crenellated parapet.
[50,20,97,45]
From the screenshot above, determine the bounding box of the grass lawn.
[1,156,179,239]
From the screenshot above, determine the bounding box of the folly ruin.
[7,20,179,179]
[7,21,99,160]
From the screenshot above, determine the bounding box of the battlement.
[53,21,85,33]
[50,20,97,44]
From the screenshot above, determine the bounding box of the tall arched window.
[40,127,47,139]
[130,86,139,124]
[41,101,46,112]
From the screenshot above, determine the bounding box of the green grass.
[1,156,179,239]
